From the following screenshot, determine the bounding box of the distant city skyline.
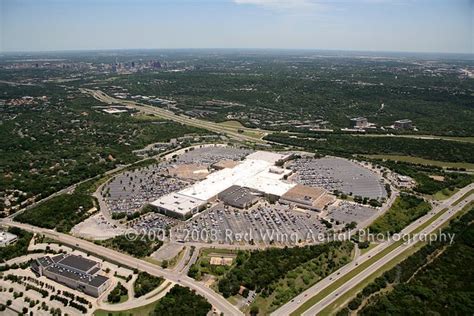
[1,0,473,54]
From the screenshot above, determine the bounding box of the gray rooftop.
[57,254,97,273]
[47,264,109,288]
[218,185,262,208]
[33,254,109,290]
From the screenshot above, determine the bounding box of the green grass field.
[218,120,267,139]
[406,135,474,144]
[188,247,239,282]
[290,194,471,316]
[218,120,245,128]
[116,294,129,304]
[290,241,402,316]
[320,241,427,316]
[357,134,474,144]
[94,282,172,316]
[359,243,378,256]
[364,154,474,170]
[94,301,155,316]
[433,188,459,200]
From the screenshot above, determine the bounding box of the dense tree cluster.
[150,285,211,316]
[107,282,128,303]
[97,234,162,258]
[265,133,474,163]
[372,159,474,194]
[369,194,431,235]
[133,272,163,298]
[218,241,353,298]
[0,88,207,213]
[15,193,94,232]
[339,207,474,315]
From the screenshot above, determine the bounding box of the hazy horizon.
[1,0,473,54]
[1,47,473,58]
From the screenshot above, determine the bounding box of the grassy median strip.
[291,195,471,316]
[410,208,448,235]
[305,194,474,316]
[290,240,402,316]
[321,200,474,315]
[452,189,474,206]
[318,242,426,316]
[363,154,474,170]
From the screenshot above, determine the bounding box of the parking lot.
[174,202,328,246]
[130,212,179,232]
[97,148,387,247]
[288,156,387,200]
[173,146,251,165]
[129,197,378,246]
[101,146,252,215]
[102,165,189,215]
[325,201,376,226]
[72,213,126,240]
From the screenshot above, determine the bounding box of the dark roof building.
[217,185,263,209]
[394,119,413,129]
[57,254,98,273]
[350,117,368,129]
[31,254,110,297]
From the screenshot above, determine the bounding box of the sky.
[0,0,473,53]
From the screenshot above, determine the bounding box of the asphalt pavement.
[272,183,474,316]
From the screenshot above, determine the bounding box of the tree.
[250,305,259,316]
[345,222,357,230]
[151,286,211,316]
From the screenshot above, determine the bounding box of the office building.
[394,119,413,129]
[31,254,110,297]
[0,231,18,247]
[350,117,368,129]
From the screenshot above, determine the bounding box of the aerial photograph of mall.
[1,0,473,315]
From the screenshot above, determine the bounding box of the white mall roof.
[236,167,296,196]
[179,152,294,200]
[246,151,289,164]
[179,159,271,201]
[151,151,296,215]
[150,193,206,215]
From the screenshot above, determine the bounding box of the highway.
[272,184,474,316]
[81,88,269,144]
[82,89,474,149]
[0,219,244,316]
